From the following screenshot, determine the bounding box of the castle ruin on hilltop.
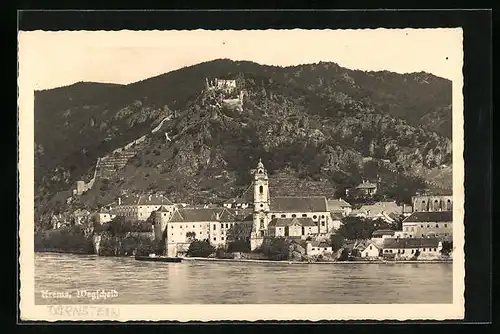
[205,78,245,112]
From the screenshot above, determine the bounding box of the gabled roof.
[157,205,171,213]
[383,238,441,249]
[360,241,381,250]
[310,241,331,248]
[356,182,377,189]
[98,207,110,213]
[270,196,328,212]
[168,207,253,223]
[403,211,453,223]
[330,212,344,220]
[327,198,352,210]
[268,217,316,227]
[169,208,218,223]
[372,229,396,237]
[359,201,402,215]
[120,194,174,206]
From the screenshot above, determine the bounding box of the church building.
[250,159,331,250]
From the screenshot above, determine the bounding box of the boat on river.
[135,254,182,263]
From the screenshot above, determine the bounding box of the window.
[411,250,414,254]
[427,225,430,228]
[423,248,426,252]
[402,249,405,254]
[302,214,307,217]
[445,233,448,236]
[321,215,325,218]
[258,170,263,174]
[324,248,327,251]
[435,224,439,228]
[420,225,423,228]
[180,225,183,229]
[281,214,286,218]
[313,215,317,219]
[220,223,224,228]
[271,215,275,219]
[213,224,216,230]
[434,248,437,251]
[444,224,448,228]
[369,246,372,250]
[193,225,195,228]
[260,204,263,208]
[199,231,202,234]
[259,185,263,194]
[225,224,229,229]
[221,237,224,241]
[213,237,216,241]
[291,214,296,218]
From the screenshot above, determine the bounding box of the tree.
[338,248,349,261]
[337,216,375,240]
[105,216,133,236]
[227,239,250,253]
[441,241,453,255]
[411,249,421,260]
[329,233,345,252]
[260,237,289,261]
[186,231,196,242]
[187,240,215,257]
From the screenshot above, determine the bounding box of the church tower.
[250,158,270,250]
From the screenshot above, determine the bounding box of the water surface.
[35,252,453,304]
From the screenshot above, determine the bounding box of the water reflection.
[35,253,453,304]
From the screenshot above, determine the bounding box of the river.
[35,252,453,304]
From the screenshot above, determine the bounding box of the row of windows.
[404,223,449,231]
[310,247,330,251]
[170,224,209,229]
[384,248,438,253]
[270,214,326,219]
[212,223,236,230]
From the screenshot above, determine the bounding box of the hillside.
[34,59,453,226]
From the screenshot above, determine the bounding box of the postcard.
[18,28,464,321]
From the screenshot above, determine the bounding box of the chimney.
[215,212,220,220]
[148,195,152,201]
[118,197,121,205]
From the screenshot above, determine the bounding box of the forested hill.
[34,59,452,223]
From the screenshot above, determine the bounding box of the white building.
[112,194,176,222]
[306,241,333,256]
[92,208,116,224]
[360,241,381,258]
[250,159,331,250]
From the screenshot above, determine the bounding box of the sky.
[18,29,463,90]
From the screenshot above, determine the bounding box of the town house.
[382,238,443,260]
[112,194,175,222]
[402,211,452,239]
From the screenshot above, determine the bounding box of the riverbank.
[182,257,453,264]
[34,250,452,264]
